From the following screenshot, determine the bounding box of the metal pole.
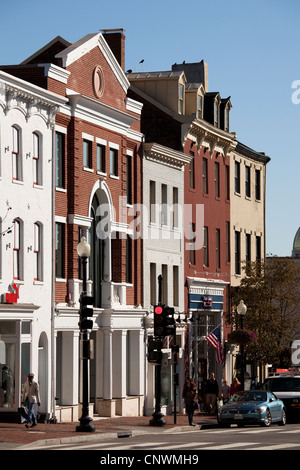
[240,315,245,390]
[76,256,95,433]
[149,275,165,426]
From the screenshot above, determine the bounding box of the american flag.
[205,326,224,365]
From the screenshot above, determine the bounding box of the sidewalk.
[0,412,218,449]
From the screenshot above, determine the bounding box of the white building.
[142,142,191,415]
[0,70,66,421]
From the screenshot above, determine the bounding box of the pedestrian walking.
[230,377,242,395]
[205,372,219,414]
[22,372,41,428]
[182,377,198,426]
[221,379,231,404]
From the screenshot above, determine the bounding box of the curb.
[17,424,206,450]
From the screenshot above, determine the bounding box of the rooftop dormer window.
[197,94,203,119]
[214,99,219,127]
[179,83,184,114]
[224,106,230,132]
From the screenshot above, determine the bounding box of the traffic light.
[154,304,164,337]
[147,336,162,364]
[163,306,175,337]
[79,293,94,330]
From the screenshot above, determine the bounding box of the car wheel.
[278,409,286,426]
[262,409,272,427]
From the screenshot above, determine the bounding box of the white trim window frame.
[12,126,21,181]
[34,222,42,281]
[13,219,22,280]
[33,132,42,186]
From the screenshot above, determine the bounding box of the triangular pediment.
[55,33,129,95]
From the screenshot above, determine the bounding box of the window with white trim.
[12,126,22,181]
[34,222,43,281]
[13,219,23,280]
[33,132,42,185]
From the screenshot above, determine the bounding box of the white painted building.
[0,70,66,421]
[142,142,191,415]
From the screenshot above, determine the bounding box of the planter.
[227,328,257,345]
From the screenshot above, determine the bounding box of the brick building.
[1,30,146,420]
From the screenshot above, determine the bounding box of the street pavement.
[0,412,217,450]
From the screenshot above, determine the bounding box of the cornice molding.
[144,142,192,169]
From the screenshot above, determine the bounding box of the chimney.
[101,29,126,71]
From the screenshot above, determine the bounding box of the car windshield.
[228,391,267,403]
[263,377,300,392]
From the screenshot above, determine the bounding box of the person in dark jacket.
[182,377,198,426]
[205,372,219,415]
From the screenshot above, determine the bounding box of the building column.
[128,329,144,396]
[112,330,127,398]
[61,331,79,405]
[103,328,113,400]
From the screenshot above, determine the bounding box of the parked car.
[218,390,286,427]
[262,374,300,420]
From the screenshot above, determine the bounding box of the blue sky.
[1,0,299,256]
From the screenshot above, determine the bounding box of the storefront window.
[21,343,31,394]
[0,340,16,408]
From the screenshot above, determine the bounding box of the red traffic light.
[154,305,163,314]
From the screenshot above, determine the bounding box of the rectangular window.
[173,265,179,307]
[33,132,41,185]
[126,155,132,205]
[189,153,195,189]
[245,165,251,198]
[83,139,92,168]
[225,165,230,200]
[202,158,208,194]
[97,144,105,173]
[255,169,261,200]
[246,233,251,263]
[12,126,21,180]
[13,220,20,280]
[215,162,220,197]
[150,263,156,305]
[235,230,241,275]
[149,180,156,223]
[214,101,219,127]
[197,95,202,118]
[235,161,240,194]
[34,223,42,281]
[162,264,168,305]
[203,226,209,267]
[110,148,118,176]
[172,187,178,228]
[161,184,168,225]
[256,235,261,262]
[225,221,230,262]
[179,84,184,114]
[55,223,64,279]
[126,235,132,284]
[56,132,65,188]
[189,223,196,265]
[216,228,220,268]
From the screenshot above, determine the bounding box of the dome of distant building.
[292,227,300,257]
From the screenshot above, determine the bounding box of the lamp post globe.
[77,236,90,259]
[237,300,247,316]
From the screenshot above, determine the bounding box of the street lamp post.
[76,236,95,433]
[237,300,247,390]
